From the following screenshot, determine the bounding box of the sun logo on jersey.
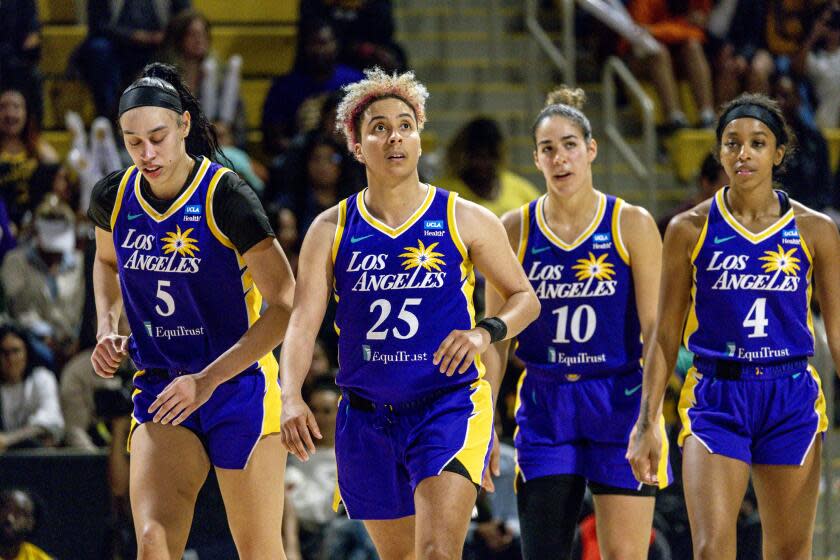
[759,245,800,275]
[161,225,199,257]
[399,239,445,271]
[572,252,615,281]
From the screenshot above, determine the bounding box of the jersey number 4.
[367,298,421,340]
[743,298,769,338]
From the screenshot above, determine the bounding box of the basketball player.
[485,86,669,560]
[279,68,540,559]
[628,93,840,559]
[89,62,295,559]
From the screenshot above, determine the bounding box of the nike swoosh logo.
[531,246,551,255]
[127,213,144,220]
[351,234,373,243]
[624,383,643,396]
[792,372,803,380]
[714,235,736,244]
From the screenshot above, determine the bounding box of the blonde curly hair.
[336,67,429,153]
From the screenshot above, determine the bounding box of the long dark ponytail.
[135,62,223,161]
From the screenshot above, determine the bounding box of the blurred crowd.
[0,0,839,559]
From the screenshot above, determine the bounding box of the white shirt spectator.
[806,49,840,128]
[1,365,64,441]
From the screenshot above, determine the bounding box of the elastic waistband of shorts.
[342,381,474,414]
[141,366,261,379]
[692,356,809,380]
[523,363,640,384]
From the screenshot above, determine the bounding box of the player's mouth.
[142,165,163,179]
[386,152,406,161]
[553,171,572,180]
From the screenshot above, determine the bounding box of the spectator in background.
[59,349,134,451]
[625,0,716,130]
[215,123,267,197]
[0,85,58,229]
[772,73,834,211]
[0,199,17,267]
[300,0,407,72]
[708,0,773,102]
[0,489,52,560]
[792,3,840,129]
[0,0,43,126]
[657,152,726,235]
[159,9,248,148]
[72,0,190,118]
[1,195,84,367]
[437,118,539,217]
[285,380,340,559]
[275,134,352,237]
[261,19,363,158]
[0,323,64,452]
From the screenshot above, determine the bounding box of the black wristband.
[476,317,507,343]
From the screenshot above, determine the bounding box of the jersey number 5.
[367,298,421,340]
[155,280,175,317]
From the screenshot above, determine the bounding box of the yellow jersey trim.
[677,368,702,448]
[448,379,494,484]
[715,188,795,244]
[535,191,606,251]
[110,166,135,230]
[356,184,436,238]
[612,197,630,265]
[447,191,485,379]
[809,365,829,436]
[332,199,347,264]
[205,167,236,250]
[512,370,528,490]
[516,202,530,264]
[683,218,709,347]
[135,157,211,223]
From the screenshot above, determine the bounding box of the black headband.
[118,78,183,117]
[716,104,787,145]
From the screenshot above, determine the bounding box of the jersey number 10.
[552,304,596,343]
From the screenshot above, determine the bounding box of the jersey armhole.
[516,203,530,264]
[447,192,469,263]
[205,167,236,251]
[612,198,630,265]
[690,217,709,264]
[331,199,348,265]
[109,166,136,230]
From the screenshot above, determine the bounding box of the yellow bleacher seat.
[38,0,77,23]
[42,130,71,158]
[40,25,85,75]
[43,79,95,130]
[639,81,700,127]
[211,26,296,76]
[241,79,271,129]
[823,128,840,173]
[201,0,299,24]
[666,128,716,183]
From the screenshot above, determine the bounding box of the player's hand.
[149,373,216,426]
[482,428,502,492]
[626,419,661,486]
[281,393,322,461]
[91,334,128,378]
[433,327,491,376]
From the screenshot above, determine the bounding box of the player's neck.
[725,183,779,221]
[546,185,599,228]
[147,155,196,200]
[363,172,427,228]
